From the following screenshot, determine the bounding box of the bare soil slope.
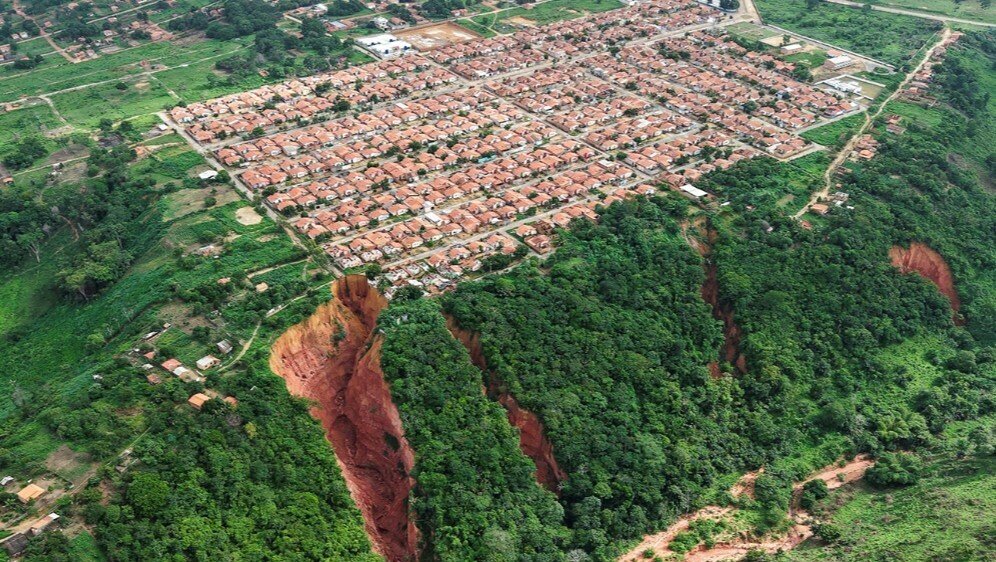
[270,276,417,561]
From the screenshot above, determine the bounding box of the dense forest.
[379,297,570,561]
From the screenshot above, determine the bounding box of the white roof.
[828,55,853,64]
[356,34,398,47]
[680,184,708,198]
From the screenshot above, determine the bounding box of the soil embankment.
[445,316,567,492]
[619,456,874,562]
[890,243,964,324]
[270,276,417,561]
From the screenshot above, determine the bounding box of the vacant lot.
[52,78,176,128]
[864,0,996,24]
[472,0,624,34]
[395,22,482,50]
[0,102,63,147]
[0,36,250,103]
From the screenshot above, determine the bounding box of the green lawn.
[755,0,942,66]
[784,48,828,68]
[51,78,176,129]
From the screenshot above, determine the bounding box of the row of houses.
[324,159,633,270]
[510,0,714,59]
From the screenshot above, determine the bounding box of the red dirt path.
[619,456,874,562]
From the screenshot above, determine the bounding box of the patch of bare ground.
[234,206,264,226]
[618,456,874,562]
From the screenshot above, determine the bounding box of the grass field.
[785,453,996,561]
[784,48,828,69]
[863,0,996,25]
[0,36,251,103]
[51,77,176,128]
[0,102,64,147]
[455,18,499,38]
[755,0,941,66]
[801,113,866,148]
[471,0,624,34]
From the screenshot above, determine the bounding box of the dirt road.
[793,26,952,219]
[822,0,995,27]
[618,456,875,562]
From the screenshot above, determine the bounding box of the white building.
[824,55,855,71]
[355,34,414,59]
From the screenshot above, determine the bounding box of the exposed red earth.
[690,221,747,375]
[270,276,418,561]
[890,242,964,324]
[619,456,875,562]
[445,316,567,492]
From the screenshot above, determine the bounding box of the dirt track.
[619,456,874,562]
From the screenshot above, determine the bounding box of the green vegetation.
[801,113,867,148]
[786,450,996,561]
[0,136,374,560]
[51,78,176,129]
[379,297,570,560]
[471,0,624,34]
[861,0,996,25]
[0,37,252,104]
[754,0,941,66]
[455,18,499,38]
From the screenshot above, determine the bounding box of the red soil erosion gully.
[270,276,417,561]
[270,275,565,561]
[890,242,964,325]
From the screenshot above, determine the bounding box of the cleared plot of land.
[51,78,176,128]
[755,0,941,66]
[154,57,268,104]
[162,186,243,222]
[394,21,482,50]
[471,0,624,34]
[801,113,866,147]
[235,206,264,226]
[0,102,63,147]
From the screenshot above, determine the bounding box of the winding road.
[793,26,953,218]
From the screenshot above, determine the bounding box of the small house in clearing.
[195,356,221,370]
[17,483,45,504]
[29,513,60,536]
[188,393,211,410]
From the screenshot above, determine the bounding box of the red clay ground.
[270,276,417,561]
[890,242,964,324]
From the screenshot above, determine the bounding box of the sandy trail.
[619,456,874,562]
